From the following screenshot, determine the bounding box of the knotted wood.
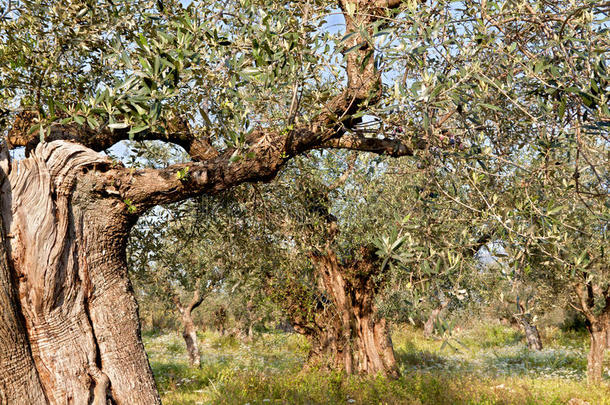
[305,249,399,377]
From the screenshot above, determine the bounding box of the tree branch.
[7,111,219,161]
[574,282,596,323]
[318,133,414,157]
[10,1,414,213]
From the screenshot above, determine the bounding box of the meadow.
[144,324,610,405]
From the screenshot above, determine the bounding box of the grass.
[143,324,610,404]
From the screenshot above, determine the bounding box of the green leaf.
[343,42,364,55]
[129,125,149,136]
[108,122,129,129]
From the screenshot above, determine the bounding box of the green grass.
[143,324,610,405]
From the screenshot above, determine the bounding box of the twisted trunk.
[305,249,399,378]
[175,289,204,368]
[0,142,159,404]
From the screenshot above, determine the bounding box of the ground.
[143,324,610,404]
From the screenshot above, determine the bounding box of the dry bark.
[0,151,47,403]
[0,142,159,404]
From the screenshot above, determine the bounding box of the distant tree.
[129,198,230,367]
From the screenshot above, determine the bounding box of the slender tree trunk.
[175,289,204,368]
[307,249,399,378]
[586,325,606,384]
[180,308,201,368]
[214,307,227,335]
[575,282,609,384]
[518,317,543,350]
[423,299,449,338]
[585,314,608,384]
[0,142,160,404]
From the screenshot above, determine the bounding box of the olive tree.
[1,0,607,402]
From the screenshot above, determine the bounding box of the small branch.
[574,282,595,323]
[328,153,357,191]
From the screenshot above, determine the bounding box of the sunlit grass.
[144,324,610,404]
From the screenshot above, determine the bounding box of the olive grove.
[0,0,608,403]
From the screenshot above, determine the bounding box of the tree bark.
[0,142,159,404]
[586,325,606,384]
[304,249,399,378]
[175,289,204,368]
[180,308,201,368]
[0,148,47,403]
[213,306,227,335]
[575,282,609,384]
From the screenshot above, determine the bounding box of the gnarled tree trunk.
[175,289,204,368]
[0,142,159,404]
[305,248,399,378]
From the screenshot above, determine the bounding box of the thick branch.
[7,111,218,161]
[188,288,205,312]
[11,1,413,211]
[104,124,416,212]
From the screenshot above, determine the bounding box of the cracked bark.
[0,148,47,403]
